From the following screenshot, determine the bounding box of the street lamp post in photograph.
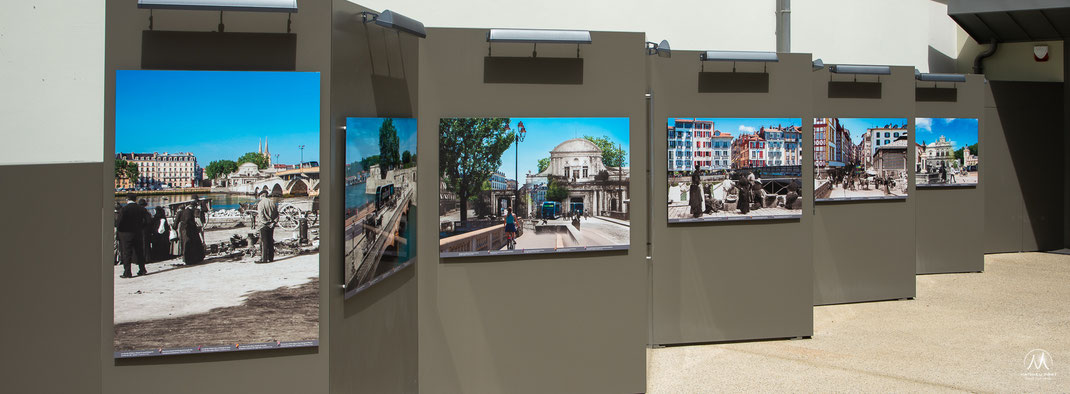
[514,121,527,216]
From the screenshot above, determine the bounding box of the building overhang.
[949,0,1070,43]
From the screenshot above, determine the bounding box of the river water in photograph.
[114,193,270,212]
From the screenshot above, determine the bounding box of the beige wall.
[5,0,1061,166]
[0,1,105,165]
[957,38,1064,82]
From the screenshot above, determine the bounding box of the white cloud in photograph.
[916,117,933,132]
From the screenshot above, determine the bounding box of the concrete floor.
[648,252,1070,392]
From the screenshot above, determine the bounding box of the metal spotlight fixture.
[915,71,966,83]
[487,29,592,44]
[829,64,891,75]
[700,50,779,62]
[812,58,825,71]
[646,40,671,58]
[138,0,298,12]
[361,9,426,38]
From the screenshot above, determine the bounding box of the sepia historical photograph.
[439,117,630,258]
[667,118,804,222]
[814,117,910,201]
[915,118,979,187]
[344,117,417,297]
[112,70,320,357]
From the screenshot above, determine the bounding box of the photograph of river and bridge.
[439,117,631,258]
[814,117,910,201]
[344,118,417,297]
[667,118,804,222]
[915,118,979,187]
[111,70,320,358]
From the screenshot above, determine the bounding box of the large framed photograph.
[667,118,804,223]
[344,117,417,298]
[814,117,910,201]
[113,70,320,358]
[915,118,979,187]
[439,117,631,258]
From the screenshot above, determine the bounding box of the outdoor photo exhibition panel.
[112,70,321,358]
[813,117,910,202]
[651,51,814,345]
[331,2,423,392]
[418,28,648,393]
[101,1,330,392]
[344,117,418,298]
[915,118,979,188]
[981,81,1065,253]
[439,117,631,258]
[915,74,985,274]
[667,117,804,223]
[811,65,917,305]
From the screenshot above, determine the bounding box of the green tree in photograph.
[237,152,269,169]
[359,155,380,172]
[115,159,139,185]
[439,118,515,223]
[204,159,238,180]
[402,150,412,166]
[378,119,401,179]
[545,177,570,202]
[584,135,626,167]
[536,157,550,174]
[594,169,610,182]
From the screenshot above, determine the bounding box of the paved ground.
[921,171,979,186]
[669,204,801,220]
[649,252,1070,392]
[821,182,908,198]
[509,216,629,250]
[113,252,318,323]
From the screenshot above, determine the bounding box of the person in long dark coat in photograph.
[177,203,205,264]
[256,195,279,263]
[751,178,765,210]
[149,207,171,262]
[688,170,703,218]
[116,194,150,278]
[734,172,750,214]
[113,202,122,266]
[786,180,800,209]
[138,199,152,262]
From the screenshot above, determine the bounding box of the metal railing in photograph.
[440,220,525,254]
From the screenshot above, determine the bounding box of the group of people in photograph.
[114,193,284,277]
[113,193,207,278]
[686,170,801,218]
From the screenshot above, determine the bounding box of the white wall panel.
[0,1,105,165]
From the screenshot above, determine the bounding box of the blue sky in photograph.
[115,70,320,165]
[915,118,979,149]
[667,117,802,136]
[494,117,630,181]
[346,117,418,164]
[835,118,910,140]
